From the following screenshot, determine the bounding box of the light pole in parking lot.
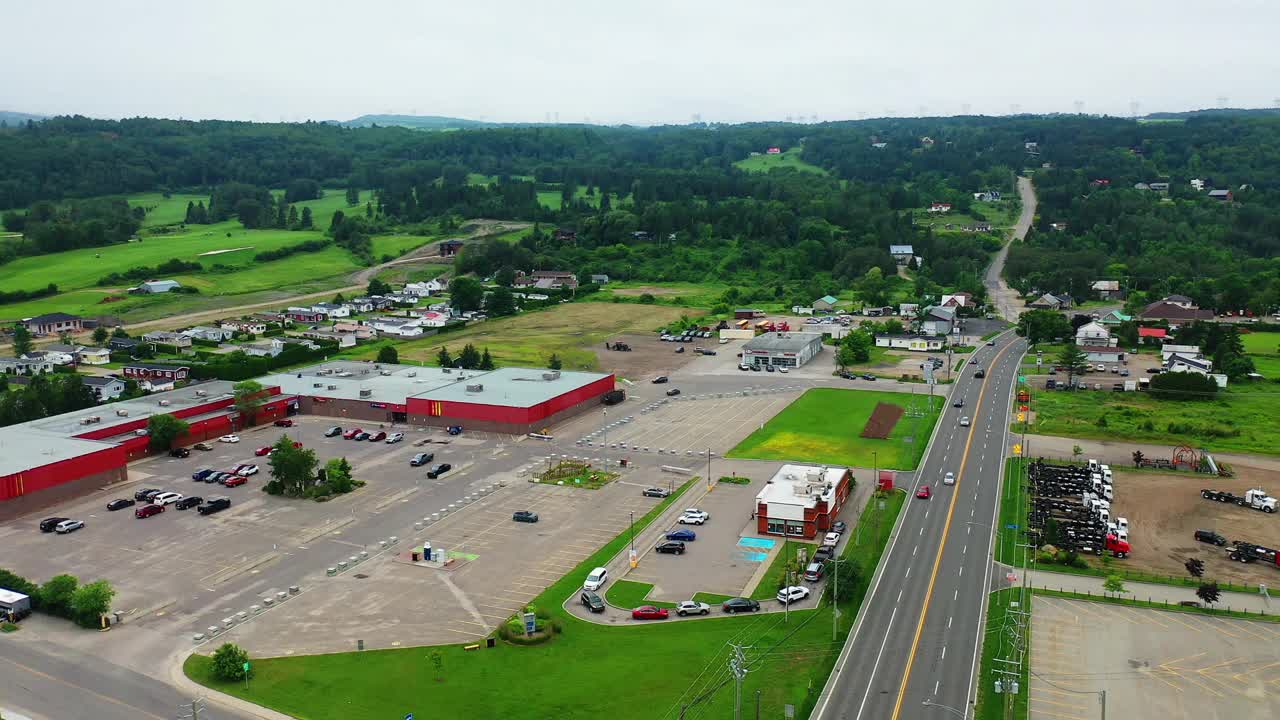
[629,510,635,558]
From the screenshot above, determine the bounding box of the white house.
[0,355,54,375]
[81,375,126,401]
[244,338,285,357]
[135,279,181,294]
[40,344,81,365]
[791,306,815,316]
[342,298,375,313]
[899,303,920,317]
[939,292,972,309]
[1166,353,1213,374]
[404,279,445,297]
[1160,344,1204,363]
[889,245,915,264]
[1081,346,1125,363]
[311,303,350,319]
[407,310,450,328]
[1074,321,1114,347]
[368,317,425,337]
[220,320,268,335]
[875,335,945,351]
[184,326,234,342]
[300,329,357,348]
[77,347,111,365]
[142,331,192,349]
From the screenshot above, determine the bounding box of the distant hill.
[0,110,47,126]
[338,114,494,130]
[1143,107,1280,120]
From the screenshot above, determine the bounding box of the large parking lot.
[1032,596,1280,720]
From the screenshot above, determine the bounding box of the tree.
[837,329,873,368]
[39,574,78,618]
[267,435,318,496]
[1150,371,1219,400]
[92,326,109,344]
[483,286,517,317]
[235,198,266,228]
[367,278,392,296]
[69,579,115,627]
[1056,343,1090,386]
[479,348,495,370]
[1017,309,1072,344]
[211,643,252,682]
[856,267,890,306]
[829,558,863,603]
[548,354,563,370]
[286,205,299,229]
[323,457,355,494]
[299,206,313,229]
[111,327,129,339]
[457,343,481,369]
[376,345,400,364]
[494,267,516,287]
[1196,581,1221,606]
[449,277,484,312]
[147,413,190,451]
[233,380,265,425]
[345,186,360,206]
[11,325,33,356]
[1102,574,1126,597]
[1185,558,1205,578]
[436,346,453,368]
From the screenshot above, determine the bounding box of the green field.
[605,580,677,609]
[728,388,943,470]
[734,149,828,175]
[592,281,735,309]
[536,186,629,211]
[127,192,210,227]
[1024,387,1280,456]
[185,481,905,720]
[1242,331,1280,377]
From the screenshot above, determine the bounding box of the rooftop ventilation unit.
[465,384,484,393]
[359,389,372,398]
[195,390,207,397]
[542,371,561,381]
[380,371,391,376]
[313,383,324,388]
[327,384,338,390]
[158,400,171,407]
[116,409,129,417]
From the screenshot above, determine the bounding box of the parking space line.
[1028,697,1088,712]
[1027,707,1088,720]
[1196,618,1244,639]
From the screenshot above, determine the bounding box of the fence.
[1032,585,1277,620]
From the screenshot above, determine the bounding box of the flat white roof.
[0,588,30,604]
[756,464,846,509]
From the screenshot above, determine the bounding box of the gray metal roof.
[0,429,123,476]
[419,367,612,408]
[742,332,824,353]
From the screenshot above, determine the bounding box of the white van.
[583,567,609,591]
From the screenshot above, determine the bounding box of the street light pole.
[922,699,968,718]
[629,510,635,558]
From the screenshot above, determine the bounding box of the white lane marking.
[941,645,947,660]
[963,544,968,554]
[913,545,918,556]
[925,510,930,520]
[967,525,971,535]
[898,589,903,603]
[959,566,964,577]
[920,527,924,536]
[948,616,953,629]
[906,567,912,578]
[954,589,958,601]
[934,680,940,695]
[854,606,899,720]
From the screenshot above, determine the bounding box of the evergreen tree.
[287,205,299,229]
[366,201,374,218]
[459,343,481,369]
[436,346,453,367]
[548,353,563,370]
[275,202,287,229]
[184,200,196,224]
[346,186,360,205]
[300,206,313,229]
[599,191,611,212]
[479,348,495,370]
[329,209,344,231]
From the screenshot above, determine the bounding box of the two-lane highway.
[814,333,1025,720]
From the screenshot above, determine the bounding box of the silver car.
[676,600,711,616]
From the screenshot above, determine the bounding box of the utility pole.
[755,689,762,720]
[179,697,206,720]
[730,643,749,720]
[830,556,844,640]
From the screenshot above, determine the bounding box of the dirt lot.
[860,402,904,439]
[596,332,698,380]
[1108,467,1280,585]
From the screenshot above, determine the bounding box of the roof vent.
[359,388,372,398]
[465,384,484,393]
[327,384,338,390]
[313,383,324,388]
[380,370,391,376]
[195,390,207,397]
[542,371,561,381]
[158,400,171,407]
[116,409,129,417]
[443,368,452,374]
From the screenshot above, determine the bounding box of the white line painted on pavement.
[948,616,953,629]
[958,566,963,577]
[913,545,918,556]
[941,645,947,660]
[906,567,912,578]
[854,606,899,720]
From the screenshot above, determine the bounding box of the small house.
[141,331,192,349]
[1208,189,1233,202]
[0,355,54,376]
[1075,321,1114,347]
[108,337,140,353]
[184,326,233,342]
[813,295,840,312]
[927,202,952,213]
[1090,280,1123,300]
[244,338,286,357]
[311,303,350,319]
[590,274,610,285]
[1098,310,1131,326]
[875,334,945,352]
[920,306,956,336]
[1028,293,1070,311]
[77,346,111,365]
[42,343,82,365]
[1137,327,1167,343]
[21,312,83,336]
[766,147,782,155]
[940,292,972,309]
[1081,346,1124,363]
[889,245,915,264]
[135,279,181,294]
[81,375,126,401]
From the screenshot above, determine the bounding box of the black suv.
[169,447,190,458]
[134,488,162,502]
[198,496,231,515]
[427,463,452,479]
[652,376,669,384]
[39,517,69,532]
[580,591,606,613]
[1194,529,1227,546]
[974,369,986,378]
[512,511,539,523]
[655,541,686,555]
[721,597,761,614]
[325,426,343,437]
[175,496,203,510]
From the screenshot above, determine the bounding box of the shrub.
[211,643,251,681]
[1,622,17,633]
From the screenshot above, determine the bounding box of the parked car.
[39,517,69,532]
[803,562,826,582]
[987,339,996,346]
[666,388,682,397]
[324,426,343,437]
[343,428,363,439]
[192,468,214,481]
[222,475,248,487]
[152,491,183,506]
[107,498,135,511]
[642,486,670,498]
[134,488,162,501]
[175,496,202,510]
[916,485,932,499]
[832,521,848,535]
[821,532,840,547]
[54,519,84,534]
[776,586,811,605]
[583,567,609,591]
[750,364,761,372]
[765,364,775,373]
[254,446,273,457]
[813,546,835,564]
[386,432,404,444]
[861,373,876,381]
[678,509,709,525]
[427,463,452,479]
[722,597,761,614]
[655,541,686,555]
[580,591,606,613]
[194,442,214,451]
[208,471,232,484]
[234,464,259,476]
[354,432,371,441]
[512,511,539,523]
[169,447,190,458]
[135,504,164,519]
[273,418,293,427]
[369,431,387,442]
[219,434,240,443]
[410,452,434,467]
[632,605,669,620]
[676,600,711,616]
[675,346,685,354]
[652,376,669,384]
[738,364,751,371]
[1194,529,1227,546]
[198,496,231,515]
[666,529,696,542]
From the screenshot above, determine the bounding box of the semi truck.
[1201,488,1278,513]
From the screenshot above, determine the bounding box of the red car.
[254,446,273,456]
[135,504,164,519]
[274,419,294,427]
[368,431,387,442]
[342,428,363,439]
[222,475,248,487]
[916,485,932,499]
[632,605,669,620]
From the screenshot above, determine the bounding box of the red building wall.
[754,470,853,539]
[406,374,615,426]
[0,444,127,501]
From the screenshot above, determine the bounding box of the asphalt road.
[812,332,1025,720]
[985,176,1037,323]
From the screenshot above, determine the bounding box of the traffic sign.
[243,661,250,672]
[1013,443,1022,455]
[1018,375,1026,383]
[523,612,537,635]
[1017,412,1025,422]
[1006,524,1019,529]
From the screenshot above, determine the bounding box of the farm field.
[185,478,905,720]
[535,186,630,210]
[728,387,943,470]
[1021,387,1280,456]
[734,148,828,175]
[342,302,697,370]
[1242,331,1280,377]
[592,281,734,309]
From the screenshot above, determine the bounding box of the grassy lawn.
[185,482,906,720]
[973,589,1030,720]
[593,281,732,309]
[734,148,828,175]
[370,234,438,259]
[996,460,1028,566]
[341,302,697,371]
[605,580,677,609]
[535,186,629,210]
[728,388,943,470]
[1242,331,1280,378]
[127,192,209,227]
[1022,386,1280,456]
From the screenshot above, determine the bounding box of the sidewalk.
[1020,567,1276,614]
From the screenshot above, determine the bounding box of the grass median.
[974,588,1031,720]
[186,485,906,720]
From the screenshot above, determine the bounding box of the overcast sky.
[5,0,1278,125]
